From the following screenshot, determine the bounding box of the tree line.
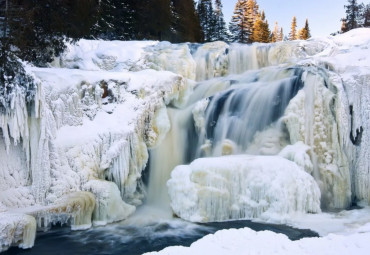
[341,0,370,32]
[229,0,311,43]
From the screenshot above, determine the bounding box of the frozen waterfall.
[2,29,370,251]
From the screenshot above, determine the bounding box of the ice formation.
[0,44,190,250]
[167,155,321,222]
[1,28,370,251]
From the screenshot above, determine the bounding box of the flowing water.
[5,218,318,255]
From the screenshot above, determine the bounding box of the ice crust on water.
[168,155,321,223]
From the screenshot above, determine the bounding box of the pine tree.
[341,18,348,33]
[245,0,259,43]
[289,16,297,40]
[0,0,36,111]
[363,4,370,27]
[271,21,279,42]
[213,0,228,41]
[137,0,174,40]
[343,0,363,31]
[171,0,202,42]
[303,19,311,39]
[252,11,269,43]
[229,0,247,43]
[278,27,284,41]
[197,0,217,42]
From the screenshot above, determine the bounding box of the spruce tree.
[252,11,269,43]
[213,0,228,41]
[271,21,279,43]
[341,18,348,33]
[303,19,311,39]
[245,0,259,43]
[0,0,36,111]
[171,0,202,42]
[197,0,216,42]
[289,16,297,41]
[278,27,284,41]
[363,4,370,27]
[229,0,248,43]
[343,0,363,31]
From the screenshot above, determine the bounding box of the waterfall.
[145,65,308,215]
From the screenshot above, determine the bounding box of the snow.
[52,40,157,71]
[144,227,370,255]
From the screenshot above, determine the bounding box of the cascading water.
[146,41,351,222]
[145,64,308,216]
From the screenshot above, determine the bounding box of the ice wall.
[283,70,351,209]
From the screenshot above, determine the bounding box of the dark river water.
[4,217,318,255]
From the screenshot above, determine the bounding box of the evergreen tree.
[197,0,216,42]
[245,0,259,43]
[213,0,228,41]
[363,4,370,27]
[343,0,363,31]
[0,0,36,111]
[303,19,311,39]
[289,16,297,40]
[136,0,174,40]
[271,21,279,42]
[229,0,248,43]
[278,27,284,41]
[341,18,348,33]
[171,0,202,42]
[252,11,269,43]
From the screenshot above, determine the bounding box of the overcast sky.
[222,0,350,37]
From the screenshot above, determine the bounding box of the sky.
[222,0,349,37]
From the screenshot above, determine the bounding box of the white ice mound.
[0,213,36,252]
[167,155,321,222]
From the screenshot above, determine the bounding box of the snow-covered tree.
[197,0,216,42]
[363,4,370,27]
[229,0,248,43]
[343,0,363,31]
[213,0,228,41]
[0,0,36,111]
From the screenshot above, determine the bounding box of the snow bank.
[52,40,157,71]
[144,227,370,255]
[168,155,321,222]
